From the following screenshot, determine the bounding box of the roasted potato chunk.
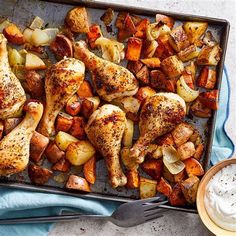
[177,45,199,62]
[125,37,142,61]
[172,123,194,146]
[173,169,187,183]
[45,141,65,164]
[185,61,197,80]
[100,8,114,26]
[81,97,100,118]
[169,182,187,206]
[155,35,174,60]
[183,22,208,44]
[56,112,73,132]
[141,159,163,180]
[3,23,25,45]
[142,39,158,58]
[28,164,52,185]
[197,45,221,66]
[177,141,196,161]
[52,158,71,172]
[77,81,93,98]
[156,177,172,197]
[136,65,149,84]
[66,175,91,192]
[135,86,156,103]
[30,131,49,163]
[87,24,103,49]
[55,131,78,151]
[156,133,175,146]
[197,66,216,89]
[184,158,204,176]
[168,26,190,52]
[194,143,204,161]
[141,58,161,68]
[155,14,174,29]
[163,165,175,183]
[65,7,89,33]
[65,94,82,116]
[83,155,96,184]
[126,168,139,189]
[180,176,200,204]
[127,60,143,75]
[25,53,46,70]
[161,55,184,79]
[199,90,218,110]
[120,147,138,170]
[139,177,157,199]
[69,116,86,139]
[190,99,212,118]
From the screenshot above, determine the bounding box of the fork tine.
[137,196,163,204]
[144,208,169,216]
[143,200,169,210]
[145,214,164,222]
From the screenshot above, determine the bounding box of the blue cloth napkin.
[0,68,234,236]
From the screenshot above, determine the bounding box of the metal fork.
[0,197,168,227]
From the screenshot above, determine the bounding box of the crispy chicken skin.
[85,104,127,188]
[0,34,26,119]
[74,41,139,102]
[130,93,186,164]
[0,101,43,176]
[38,58,85,137]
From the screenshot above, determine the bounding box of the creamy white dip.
[204,164,236,231]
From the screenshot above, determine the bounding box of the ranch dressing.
[204,164,236,231]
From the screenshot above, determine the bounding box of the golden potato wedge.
[140,57,161,68]
[66,140,96,166]
[135,86,156,103]
[184,158,204,176]
[3,23,25,45]
[122,119,134,148]
[55,131,78,151]
[197,66,216,89]
[30,131,49,163]
[142,39,158,58]
[66,175,91,192]
[83,155,96,184]
[197,45,222,66]
[65,7,89,33]
[190,99,212,118]
[56,112,73,132]
[177,141,196,161]
[125,37,142,61]
[136,65,149,84]
[168,26,190,52]
[169,182,187,206]
[202,31,217,47]
[120,147,138,170]
[126,168,139,189]
[180,176,200,204]
[156,177,172,197]
[52,158,71,172]
[69,116,86,139]
[65,94,82,116]
[183,22,208,44]
[194,143,204,161]
[81,96,100,118]
[25,53,46,70]
[161,55,184,79]
[177,45,199,62]
[28,164,52,185]
[77,81,93,98]
[139,177,157,199]
[45,141,65,164]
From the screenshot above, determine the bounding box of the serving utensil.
[197,156,236,236]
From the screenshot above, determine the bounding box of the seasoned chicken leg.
[85,104,127,188]
[131,93,186,164]
[38,58,85,136]
[0,34,26,119]
[0,101,43,176]
[74,41,139,102]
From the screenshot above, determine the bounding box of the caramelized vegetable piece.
[77,81,93,98]
[134,18,150,38]
[81,97,100,118]
[142,40,158,58]
[0,121,3,140]
[25,53,46,70]
[185,61,197,80]
[177,45,199,62]
[180,176,200,204]
[4,118,22,135]
[122,119,134,148]
[155,14,174,29]
[100,8,114,26]
[184,158,204,176]
[136,65,149,84]
[126,168,139,189]
[65,7,89,33]
[139,176,157,199]
[190,99,212,118]
[141,159,163,180]
[141,58,160,68]
[69,116,86,139]
[115,11,128,29]
[156,177,172,197]
[173,169,187,183]
[65,94,82,116]
[30,131,49,163]
[24,70,44,98]
[194,143,204,160]
[156,133,175,146]
[121,147,138,170]
[135,86,156,103]
[66,175,91,192]
[83,155,96,184]
[169,182,187,206]
[177,141,196,161]
[197,66,216,89]
[50,34,73,58]
[199,90,218,110]
[52,158,71,172]
[45,141,65,164]
[28,164,52,185]
[197,45,221,66]
[163,165,175,183]
[3,23,25,45]
[126,37,142,61]
[182,72,194,90]
[127,60,143,75]
[87,24,103,49]
[56,112,73,132]
[155,35,174,60]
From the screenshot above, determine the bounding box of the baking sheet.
[0,0,229,209]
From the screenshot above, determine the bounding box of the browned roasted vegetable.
[0,121,3,140]
[28,164,53,185]
[83,155,96,184]
[141,159,163,180]
[183,158,204,176]
[155,35,174,60]
[177,141,196,161]
[155,14,174,29]
[100,8,114,26]
[30,131,49,163]
[4,118,22,135]
[141,58,161,68]
[156,177,172,197]
[136,65,149,84]
[52,158,71,172]
[50,34,73,58]
[163,165,175,183]
[77,81,93,98]
[197,45,221,66]
[194,143,204,160]
[199,90,218,110]
[134,18,150,38]
[66,175,91,192]
[56,112,73,132]
[3,23,25,45]
[169,182,187,206]
[69,116,86,139]
[197,66,216,89]
[127,60,143,75]
[185,61,197,80]
[181,72,194,89]
[87,24,103,49]
[142,39,158,58]
[135,86,156,103]
[126,168,139,189]
[45,141,65,164]
[156,133,175,146]
[177,45,199,62]
[139,176,157,199]
[173,169,187,183]
[190,99,212,118]
[81,97,100,118]
[125,37,142,61]
[65,94,82,116]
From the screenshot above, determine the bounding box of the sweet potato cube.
[56,112,73,132]
[190,99,212,118]
[124,14,137,35]
[156,177,172,197]
[156,133,175,146]
[194,143,204,160]
[169,183,187,206]
[199,90,218,110]
[45,141,65,164]
[197,66,216,89]
[69,116,86,139]
[177,45,199,62]
[100,8,114,26]
[155,35,174,60]
[172,123,194,147]
[30,131,49,163]
[168,26,190,52]
[141,159,163,180]
[52,158,71,172]
[141,58,161,68]
[182,73,194,89]
[134,18,150,38]
[135,86,156,103]
[66,175,91,192]
[197,45,221,66]
[126,168,139,189]
[163,165,175,183]
[28,164,52,185]
[184,158,204,176]
[77,81,93,98]
[0,120,3,140]
[155,14,174,29]
[65,94,82,116]
[142,39,158,58]
[87,24,103,49]
[3,23,25,45]
[161,55,184,79]
[177,141,196,161]
[136,65,149,84]
[81,97,100,118]
[125,37,142,61]
[4,118,22,135]
[139,177,157,199]
[127,60,143,75]
[115,12,128,29]
[173,169,187,183]
[83,155,96,184]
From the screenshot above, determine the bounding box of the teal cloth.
[0,68,234,236]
